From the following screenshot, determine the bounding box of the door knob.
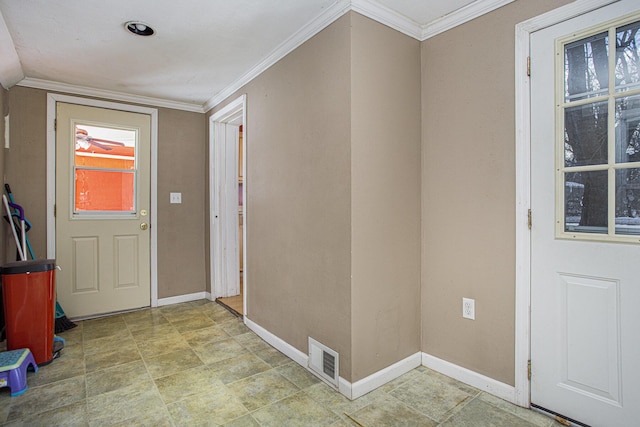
[140,223,148,230]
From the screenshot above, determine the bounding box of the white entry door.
[56,102,151,318]
[530,1,640,425]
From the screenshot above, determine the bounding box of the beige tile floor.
[0,300,562,426]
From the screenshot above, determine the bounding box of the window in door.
[73,124,137,215]
[559,16,640,241]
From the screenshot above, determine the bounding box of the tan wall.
[211,14,353,379]
[421,0,572,385]
[211,12,422,383]
[350,13,421,381]
[5,86,207,299]
[156,108,207,298]
[5,87,47,260]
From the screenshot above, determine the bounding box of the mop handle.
[9,202,27,260]
[2,194,25,261]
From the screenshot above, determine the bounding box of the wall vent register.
[308,337,339,388]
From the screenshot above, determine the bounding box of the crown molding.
[421,0,515,40]
[207,0,519,111]
[0,10,23,89]
[351,0,422,40]
[515,0,618,33]
[5,0,519,111]
[204,0,352,111]
[18,78,205,113]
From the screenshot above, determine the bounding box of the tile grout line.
[435,390,481,425]
[130,315,176,426]
[147,306,252,425]
[82,322,90,424]
[244,387,343,427]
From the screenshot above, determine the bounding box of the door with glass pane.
[530,1,640,425]
[55,103,151,318]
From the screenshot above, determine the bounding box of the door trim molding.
[514,0,619,408]
[209,94,247,313]
[46,93,159,307]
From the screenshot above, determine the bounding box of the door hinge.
[527,209,532,230]
[527,360,532,380]
[54,118,57,131]
[527,56,531,77]
[54,204,56,217]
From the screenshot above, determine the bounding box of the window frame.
[555,12,640,243]
[71,120,140,219]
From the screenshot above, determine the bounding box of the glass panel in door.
[74,124,137,214]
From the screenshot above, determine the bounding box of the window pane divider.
[562,94,609,108]
[608,29,616,238]
[74,166,136,174]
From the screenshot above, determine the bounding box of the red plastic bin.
[1,259,56,365]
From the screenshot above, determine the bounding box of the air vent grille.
[308,337,339,388]
[323,350,336,378]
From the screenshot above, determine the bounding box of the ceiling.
[0,0,507,112]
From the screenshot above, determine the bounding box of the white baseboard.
[236,320,519,404]
[245,317,424,400]
[244,317,309,367]
[350,352,422,400]
[157,291,208,306]
[246,318,353,396]
[422,353,516,404]
[245,318,353,397]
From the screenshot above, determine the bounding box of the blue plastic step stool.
[0,348,37,396]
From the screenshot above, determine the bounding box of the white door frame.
[46,93,159,307]
[209,94,247,315]
[514,0,620,407]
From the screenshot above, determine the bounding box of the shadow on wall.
[1,88,7,261]
[1,86,7,337]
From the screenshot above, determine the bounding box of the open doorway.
[217,127,244,314]
[209,95,246,316]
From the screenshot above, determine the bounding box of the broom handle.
[20,218,26,261]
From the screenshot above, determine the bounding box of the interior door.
[212,122,240,298]
[56,102,151,318]
[530,1,640,425]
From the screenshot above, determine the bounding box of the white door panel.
[212,122,240,298]
[223,125,240,296]
[530,1,640,425]
[56,103,151,318]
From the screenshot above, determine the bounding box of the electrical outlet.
[170,192,182,204]
[463,298,475,320]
